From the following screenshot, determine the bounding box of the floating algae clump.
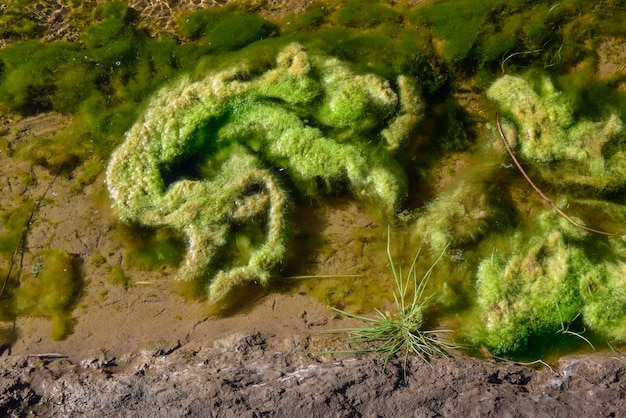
[487,73,626,189]
[579,246,626,343]
[475,209,626,354]
[106,43,423,306]
[467,72,626,354]
[475,212,586,354]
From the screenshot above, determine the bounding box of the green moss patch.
[0,198,36,255]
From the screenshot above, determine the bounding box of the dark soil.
[2,329,625,417]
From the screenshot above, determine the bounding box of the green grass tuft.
[325,226,458,378]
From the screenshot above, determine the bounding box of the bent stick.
[496,112,623,238]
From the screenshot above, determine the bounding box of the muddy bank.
[2,329,625,417]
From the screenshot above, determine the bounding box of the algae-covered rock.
[106,43,423,306]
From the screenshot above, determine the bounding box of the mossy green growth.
[331,0,400,28]
[487,72,626,190]
[412,180,497,256]
[81,15,128,49]
[92,1,130,21]
[0,323,17,347]
[0,40,79,113]
[0,8,189,177]
[208,13,277,52]
[407,69,626,354]
[0,198,36,255]
[13,249,81,340]
[476,2,555,69]
[473,212,586,354]
[398,0,607,73]
[13,134,81,172]
[409,120,510,256]
[462,72,626,354]
[106,43,424,306]
[0,265,17,321]
[177,4,276,52]
[555,67,626,122]
[124,229,183,271]
[90,250,106,268]
[0,1,42,40]
[105,265,130,289]
[279,2,328,33]
[410,0,502,64]
[177,3,250,40]
[472,207,626,354]
[579,254,626,343]
[595,8,626,36]
[0,199,36,324]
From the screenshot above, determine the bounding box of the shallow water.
[1,0,626,361]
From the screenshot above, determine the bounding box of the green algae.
[3,0,589,183]
[410,0,500,64]
[0,1,43,40]
[105,42,423,305]
[469,72,626,354]
[279,3,328,33]
[207,13,277,52]
[0,5,183,172]
[331,0,400,28]
[105,265,130,289]
[0,194,82,340]
[12,249,81,340]
[123,229,184,272]
[473,213,587,353]
[403,67,626,354]
[488,72,626,189]
[177,3,279,52]
[0,198,36,255]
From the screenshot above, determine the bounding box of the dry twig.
[496,112,624,238]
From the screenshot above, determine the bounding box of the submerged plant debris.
[1,0,626,358]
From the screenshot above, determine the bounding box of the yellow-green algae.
[13,249,81,340]
[106,42,423,306]
[470,73,626,354]
[487,73,626,188]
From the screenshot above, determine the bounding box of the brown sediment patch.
[2,113,73,153]
[596,37,626,79]
[596,36,626,91]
